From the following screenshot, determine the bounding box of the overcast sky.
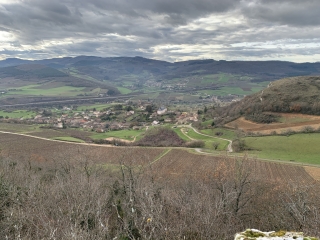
[1,0,320,62]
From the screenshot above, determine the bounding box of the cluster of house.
[6,104,199,132]
[33,111,107,131]
[143,79,188,91]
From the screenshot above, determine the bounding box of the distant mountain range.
[1,56,320,106]
[1,56,320,83]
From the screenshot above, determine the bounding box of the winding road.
[176,124,233,152]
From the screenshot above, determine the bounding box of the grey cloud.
[0,0,320,61]
[84,0,239,18]
[242,0,320,26]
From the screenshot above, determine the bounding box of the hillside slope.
[1,57,320,84]
[0,64,120,95]
[215,76,320,123]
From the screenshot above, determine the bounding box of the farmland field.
[117,86,132,94]
[0,122,39,133]
[305,166,320,181]
[244,134,320,164]
[226,113,320,134]
[28,129,71,138]
[76,103,115,111]
[0,132,319,184]
[153,149,317,184]
[0,132,164,166]
[0,110,37,119]
[7,84,86,97]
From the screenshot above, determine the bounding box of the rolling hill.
[215,76,320,124]
[0,64,120,103]
[1,56,320,87]
[1,56,320,81]
[2,56,320,105]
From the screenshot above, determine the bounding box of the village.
[1,102,200,133]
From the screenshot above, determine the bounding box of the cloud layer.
[0,0,320,62]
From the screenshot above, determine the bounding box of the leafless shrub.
[281,128,296,136]
[0,153,319,239]
[301,125,315,133]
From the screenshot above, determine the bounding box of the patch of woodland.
[133,126,186,147]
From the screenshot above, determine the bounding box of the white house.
[157,106,167,115]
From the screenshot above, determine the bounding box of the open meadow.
[183,128,230,151]
[244,133,320,165]
[200,127,236,140]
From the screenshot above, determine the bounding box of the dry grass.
[304,166,320,181]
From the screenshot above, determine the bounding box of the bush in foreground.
[0,155,319,239]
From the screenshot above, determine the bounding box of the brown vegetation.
[0,151,319,239]
[0,133,320,239]
[134,127,185,147]
[152,150,316,184]
[0,132,163,166]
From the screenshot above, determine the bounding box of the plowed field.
[0,132,164,166]
[153,149,317,184]
[226,113,320,134]
[0,133,319,184]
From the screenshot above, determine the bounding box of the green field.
[117,87,132,94]
[172,127,190,141]
[201,73,232,84]
[0,110,37,119]
[0,122,39,133]
[244,134,320,164]
[7,85,86,97]
[90,129,145,141]
[76,103,114,111]
[52,136,85,143]
[184,128,229,150]
[200,128,236,140]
